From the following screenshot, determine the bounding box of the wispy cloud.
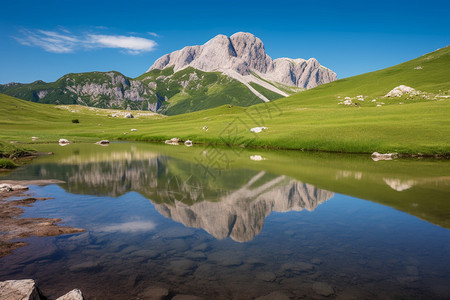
[147,32,159,37]
[14,28,157,54]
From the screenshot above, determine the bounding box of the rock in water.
[312,282,335,296]
[0,279,44,300]
[56,289,84,300]
[147,32,337,89]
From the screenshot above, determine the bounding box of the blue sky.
[0,0,449,83]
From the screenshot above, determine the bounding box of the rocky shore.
[0,279,83,300]
[0,180,85,257]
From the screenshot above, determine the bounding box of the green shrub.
[0,158,17,169]
[72,119,80,123]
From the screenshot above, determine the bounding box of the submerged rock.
[312,282,335,296]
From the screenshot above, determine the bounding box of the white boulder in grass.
[250,127,268,133]
[59,138,71,144]
[250,155,265,161]
[384,85,417,97]
[184,140,193,147]
[131,128,137,132]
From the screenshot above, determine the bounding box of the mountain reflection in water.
[1,143,449,300]
[14,148,334,242]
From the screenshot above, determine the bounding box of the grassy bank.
[0,46,449,155]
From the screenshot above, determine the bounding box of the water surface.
[1,142,449,299]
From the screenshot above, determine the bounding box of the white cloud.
[147,32,159,37]
[88,34,157,54]
[14,28,157,54]
[98,221,157,233]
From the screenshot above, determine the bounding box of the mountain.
[148,32,337,93]
[0,32,336,115]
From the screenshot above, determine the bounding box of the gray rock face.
[148,32,337,89]
[0,279,43,300]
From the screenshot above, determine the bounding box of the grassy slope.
[137,67,263,115]
[0,46,449,154]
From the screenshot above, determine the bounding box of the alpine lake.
[0,142,449,300]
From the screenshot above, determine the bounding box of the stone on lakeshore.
[0,279,44,300]
[95,140,109,145]
[371,152,399,161]
[184,139,193,147]
[125,113,134,118]
[250,126,268,133]
[58,138,71,144]
[12,185,29,191]
[56,289,84,300]
[312,282,335,296]
[0,183,13,192]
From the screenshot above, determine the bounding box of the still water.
[1,142,449,299]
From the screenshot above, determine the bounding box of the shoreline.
[0,180,85,258]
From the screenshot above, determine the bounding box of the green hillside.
[0,67,265,115]
[0,46,449,155]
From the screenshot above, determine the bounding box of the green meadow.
[0,46,449,155]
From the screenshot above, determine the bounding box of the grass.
[0,158,17,169]
[0,46,449,155]
[249,82,285,100]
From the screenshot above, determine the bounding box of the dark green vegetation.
[0,46,449,154]
[0,141,33,159]
[0,158,17,169]
[136,67,263,115]
[0,67,265,115]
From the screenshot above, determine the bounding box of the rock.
[131,128,137,132]
[125,113,134,118]
[56,289,84,300]
[0,183,13,192]
[11,185,29,191]
[138,287,169,300]
[0,279,44,300]
[31,137,38,141]
[165,137,180,145]
[250,155,265,161]
[384,85,419,97]
[95,140,110,145]
[184,139,193,147]
[371,152,399,161]
[202,125,208,131]
[147,32,337,92]
[255,291,290,300]
[58,138,71,144]
[170,259,197,276]
[250,126,268,133]
[343,99,353,105]
[312,282,335,296]
[282,261,314,273]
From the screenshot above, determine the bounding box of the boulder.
[131,128,137,132]
[12,185,29,191]
[125,113,134,118]
[250,155,265,161]
[250,126,268,133]
[371,152,399,161]
[0,183,13,192]
[0,279,44,300]
[165,137,180,145]
[58,138,71,144]
[312,282,335,296]
[384,85,418,97]
[184,140,193,147]
[56,289,84,300]
[95,140,110,145]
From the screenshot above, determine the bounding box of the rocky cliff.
[148,32,337,95]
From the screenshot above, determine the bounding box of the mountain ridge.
[148,32,337,99]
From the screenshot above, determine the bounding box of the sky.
[0,0,449,84]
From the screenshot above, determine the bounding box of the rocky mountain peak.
[147,32,337,94]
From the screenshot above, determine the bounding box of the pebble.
[312,282,335,296]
